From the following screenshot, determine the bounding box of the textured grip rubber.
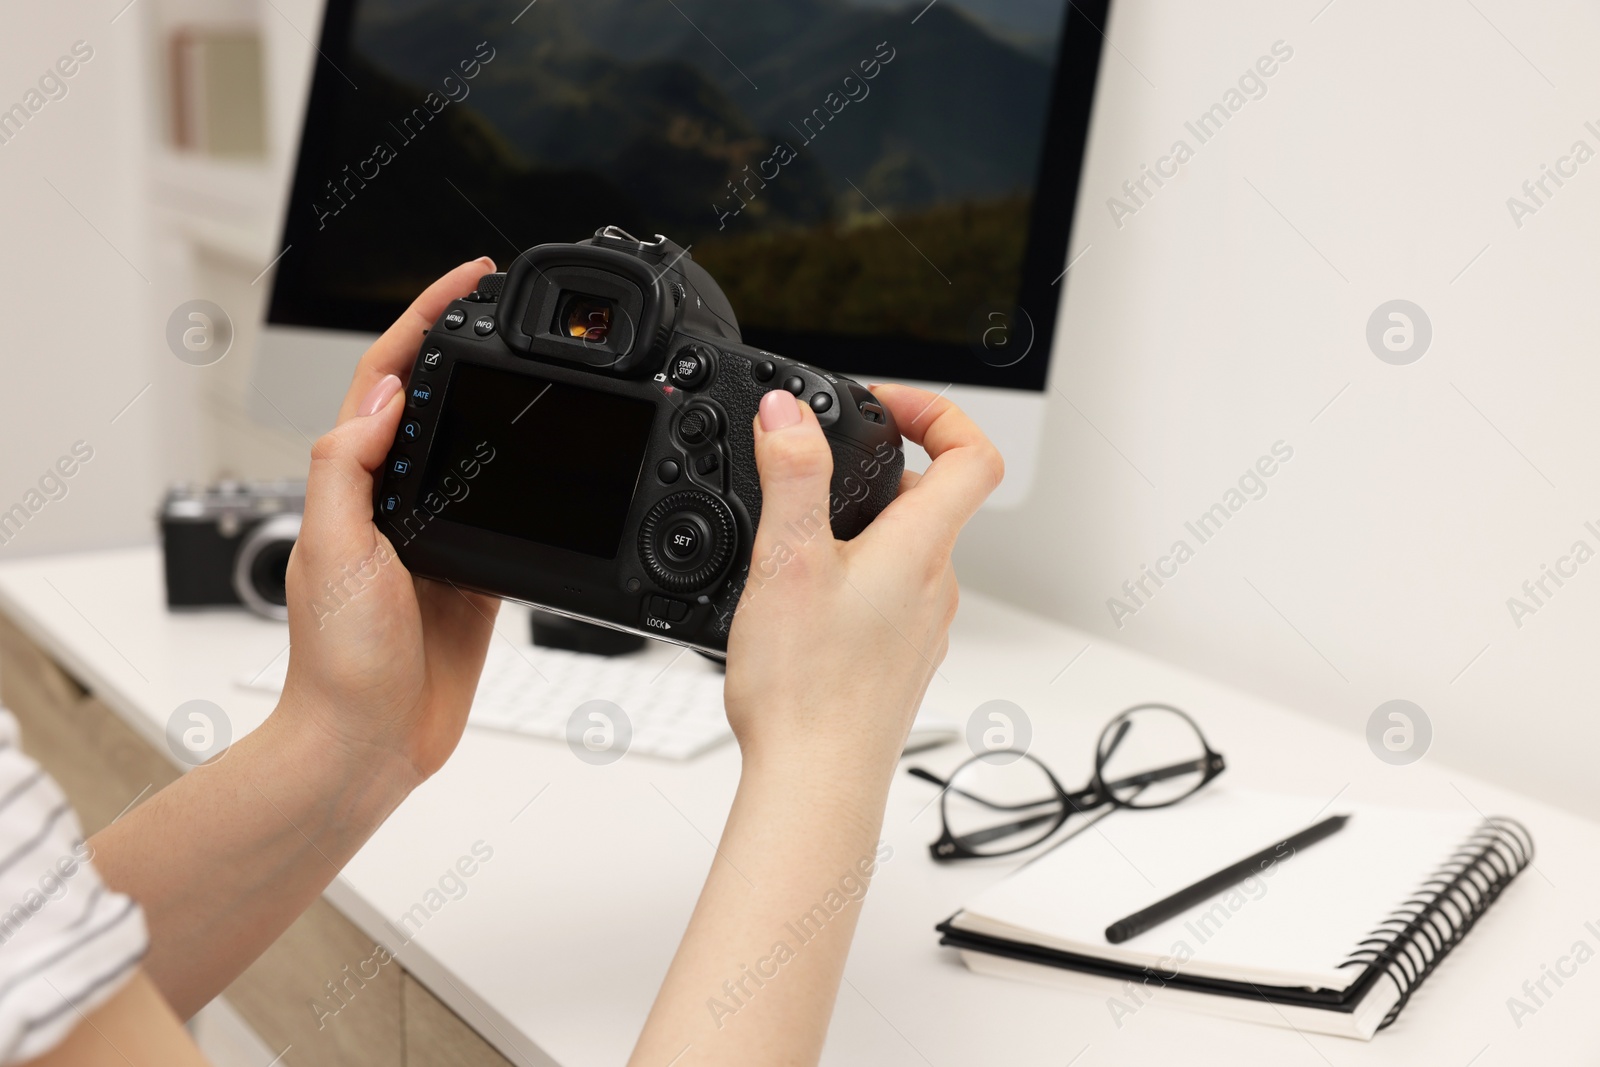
[704,350,904,637]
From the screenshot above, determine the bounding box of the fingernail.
[358,374,402,417]
[476,256,496,271]
[759,390,802,431]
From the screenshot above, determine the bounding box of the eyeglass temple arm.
[1102,719,1132,761]
[1106,753,1224,791]
[908,753,1218,814]
[907,766,1068,814]
[956,810,1063,848]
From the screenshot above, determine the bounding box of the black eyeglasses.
[909,703,1225,861]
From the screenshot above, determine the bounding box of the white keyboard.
[237,637,962,761]
[236,639,734,761]
[469,640,733,759]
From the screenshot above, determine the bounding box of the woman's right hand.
[724,383,1004,785]
[632,384,1000,1065]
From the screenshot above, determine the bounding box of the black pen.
[1104,813,1351,945]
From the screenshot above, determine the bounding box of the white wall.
[145,0,321,484]
[0,6,162,556]
[957,0,1600,819]
[6,0,1596,820]
[0,0,325,565]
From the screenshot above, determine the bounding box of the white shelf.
[148,148,280,265]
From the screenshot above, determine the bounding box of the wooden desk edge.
[0,609,518,1067]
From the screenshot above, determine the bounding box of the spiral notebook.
[938,789,1533,1039]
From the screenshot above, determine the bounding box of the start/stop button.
[670,345,711,388]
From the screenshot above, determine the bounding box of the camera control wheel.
[638,491,736,593]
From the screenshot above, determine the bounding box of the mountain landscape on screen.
[314,0,1066,343]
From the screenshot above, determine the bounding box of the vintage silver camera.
[160,481,305,620]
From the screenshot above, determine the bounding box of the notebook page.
[952,788,1484,990]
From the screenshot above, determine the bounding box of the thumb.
[300,374,405,556]
[750,390,835,561]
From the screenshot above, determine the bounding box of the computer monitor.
[254,0,1108,505]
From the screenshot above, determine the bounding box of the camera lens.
[233,513,301,621]
[560,294,614,343]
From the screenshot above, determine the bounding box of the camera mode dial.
[638,491,736,593]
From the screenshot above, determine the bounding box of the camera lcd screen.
[420,363,655,559]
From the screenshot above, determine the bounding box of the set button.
[662,520,702,563]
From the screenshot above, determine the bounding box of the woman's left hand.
[277,257,502,783]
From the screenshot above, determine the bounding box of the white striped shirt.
[0,709,147,1064]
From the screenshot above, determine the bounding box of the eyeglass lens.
[941,752,1064,857]
[1096,704,1211,808]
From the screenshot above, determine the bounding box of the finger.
[866,383,1004,536]
[335,257,496,425]
[300,374,406,558]
[749,390,836,562]
[896,468,923,496]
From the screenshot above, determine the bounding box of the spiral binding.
[1337,816,1534,1030]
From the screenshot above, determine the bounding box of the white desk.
[0,546,1595,1066]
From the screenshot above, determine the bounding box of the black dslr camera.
[374,227,904,655]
